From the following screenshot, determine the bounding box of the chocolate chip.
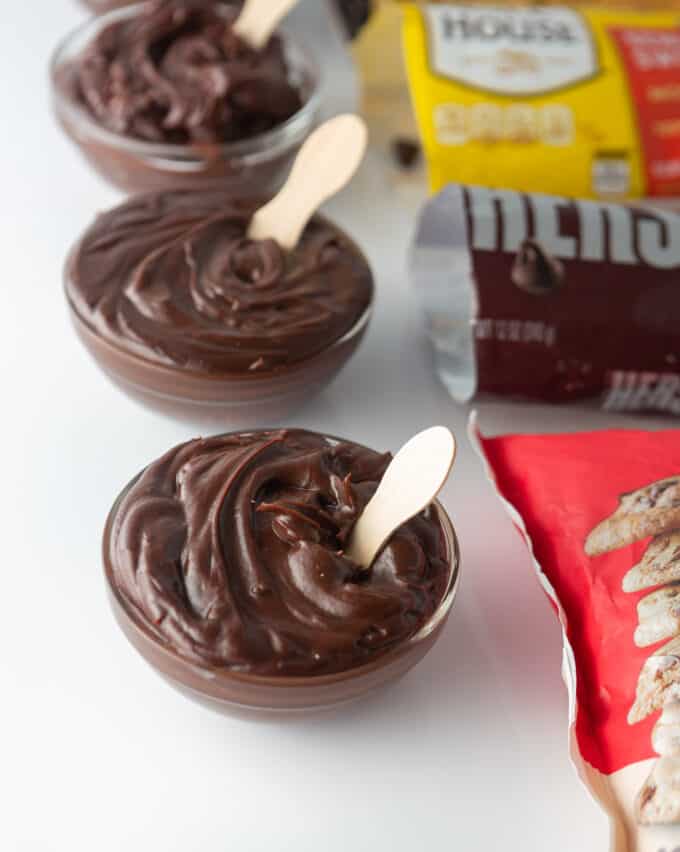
[391,137,422,171]
[334,0,373,39]
[512,239,565,296]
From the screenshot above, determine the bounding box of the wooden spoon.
[247,114,368,251]
[345,427,457,571]
[233,0,300,51]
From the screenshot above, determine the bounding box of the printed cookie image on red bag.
[471,416,680,851]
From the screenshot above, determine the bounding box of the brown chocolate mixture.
[66,188,373,374]
[107,430,450,675]
[69,0,303,144]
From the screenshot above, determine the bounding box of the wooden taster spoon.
[346,427,457,571]
[233,0,300,51]
[248,114,368,250]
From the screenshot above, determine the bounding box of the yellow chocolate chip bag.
[403,3,680,199]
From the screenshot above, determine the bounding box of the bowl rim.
[63,211,375,386]
[102,434,461,690]
[49,1,322,165]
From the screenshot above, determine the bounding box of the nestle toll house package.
[403,4,680,199]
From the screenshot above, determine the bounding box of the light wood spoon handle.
[346,427,457,571]
[247,114,368,250]
[233,0,299,51]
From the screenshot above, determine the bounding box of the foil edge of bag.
[410,183,478,403]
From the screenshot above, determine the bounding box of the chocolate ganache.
[66,188,373,374]
[106,430,450,675]
[69,0,303,145]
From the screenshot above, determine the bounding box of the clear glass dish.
[103,468,461,717]
[51,4,321,196]
[63,230,374,428]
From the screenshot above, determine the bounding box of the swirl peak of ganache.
[107,430,450,676]
[67,188,373,374]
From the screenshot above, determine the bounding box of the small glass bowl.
[63,230,373,428]
[51,4,321,196]
[103,472,460,716]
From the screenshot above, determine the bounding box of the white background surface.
[2,3,669,850]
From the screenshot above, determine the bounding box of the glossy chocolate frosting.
[70,0,303,144]
[66,188,373,375]
[106,430,450,676]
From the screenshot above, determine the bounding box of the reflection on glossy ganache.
[66,188,373,374]
[107,430,449,675]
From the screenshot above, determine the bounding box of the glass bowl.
[51,4,321,196]
[103,468,461,716]
[63,227,374,428]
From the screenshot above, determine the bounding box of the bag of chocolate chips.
[412,184,680,415]
[472,416,680,850]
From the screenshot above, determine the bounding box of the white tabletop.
[3,3,666,850]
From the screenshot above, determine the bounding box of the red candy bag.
[472,415,680,851]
